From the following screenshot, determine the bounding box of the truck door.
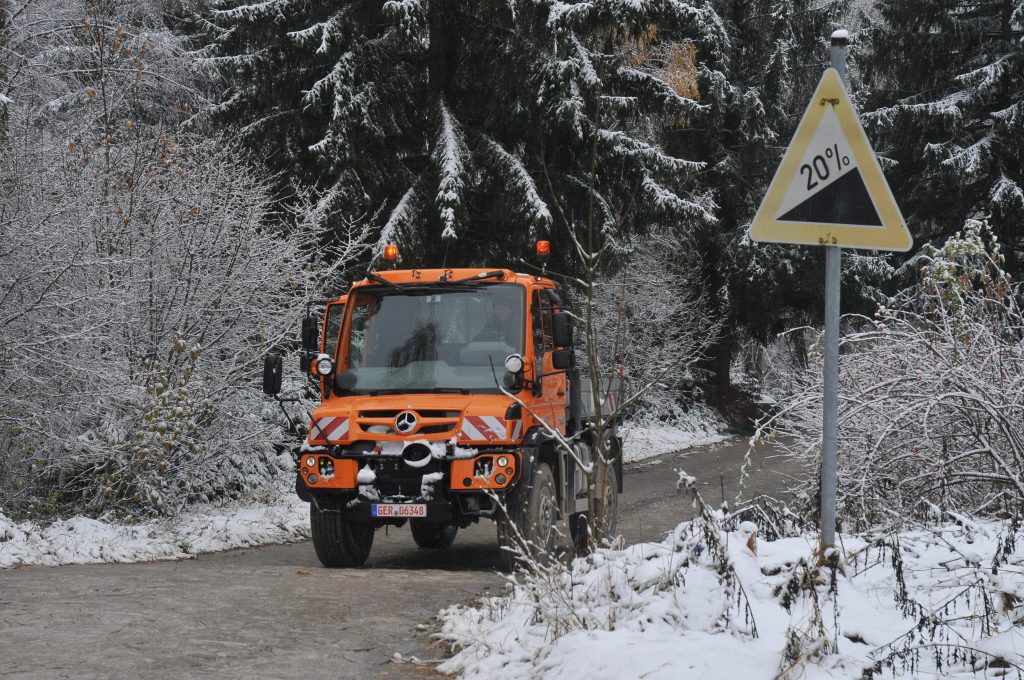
[531,289,567,434]
[319,298,346,399]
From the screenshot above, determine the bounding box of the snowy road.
[0,438,803,679]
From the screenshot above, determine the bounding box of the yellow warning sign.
[750,68,912,251]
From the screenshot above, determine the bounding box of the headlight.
[315,356,334,376]
[497,456,509,467]
[305,456,315,468]
[504,353,524,373]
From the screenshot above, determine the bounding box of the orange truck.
[262,244,622,569]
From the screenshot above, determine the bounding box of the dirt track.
[0,438,803,679]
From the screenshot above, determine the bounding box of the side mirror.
[262,353,283,395]
[552,349,575,370]
[301,314,319,353]
[552,311,573,347]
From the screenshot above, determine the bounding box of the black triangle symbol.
[778,168,883,226]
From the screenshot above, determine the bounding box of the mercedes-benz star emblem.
[395,411,418,434]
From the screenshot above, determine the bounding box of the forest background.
[0,0,1020,522]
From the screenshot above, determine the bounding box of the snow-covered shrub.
[759,220,1024,529]
[438,483,1024,679]
[0,0,366,519]
[590,230,720,422]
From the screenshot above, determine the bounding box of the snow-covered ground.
[0,480,309,569]
[619,405,728,463]
[437,492,1024,680]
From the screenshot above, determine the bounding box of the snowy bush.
[590,229,720,421]
[0,0,365,519]
[759,221,1024,529]
[437,479,1024,679]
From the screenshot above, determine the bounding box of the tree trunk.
[428,0,454,95]
[707,327,732,390]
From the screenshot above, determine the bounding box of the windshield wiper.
[366,272,406,293]
[366,273,483,295]
[447,270,505,284]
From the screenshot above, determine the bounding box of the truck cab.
[264,256,622,569]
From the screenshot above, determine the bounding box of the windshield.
[339,283,525,394]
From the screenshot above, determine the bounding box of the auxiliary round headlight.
[305,456,315,468]
[504,353,524,374]
[497,456,509,467]
[315,355,334,376]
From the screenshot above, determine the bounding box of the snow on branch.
[597,128,704,174]
[569,35,601,89]
[210,0,301,23]
[990,175,1024,214]
[382,0,427,39]
[434,99,469,240]
[614,65,705,117]
[374,180,423,259]
[481,136,552,232]
[641,175,716,224]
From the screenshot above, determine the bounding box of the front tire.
[310,504,374,568]
[497,463,569,571]
[410,520,458,549]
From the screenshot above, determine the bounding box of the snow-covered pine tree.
[206,0,726,268]
[859,0,1024,272]
[656,0,847,389]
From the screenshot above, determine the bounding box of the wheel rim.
[539,493,556,549]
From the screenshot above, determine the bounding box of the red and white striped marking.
[308,416,349,444]
[460,415,508,442]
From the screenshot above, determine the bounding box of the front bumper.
[295,449,520,495]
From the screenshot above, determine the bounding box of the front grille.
[356,408,461,437]
[358,409,460,419]
[360,410,399,418]
[419,424,454,435]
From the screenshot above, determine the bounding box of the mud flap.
[295,471,312,502]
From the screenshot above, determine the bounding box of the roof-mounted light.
[383,243,399,264]
[536,240,551,263]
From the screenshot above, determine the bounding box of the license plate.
[371,503,427,518]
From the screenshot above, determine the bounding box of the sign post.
[820,32,847,553]
[749,30,912,557]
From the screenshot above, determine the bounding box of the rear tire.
[497,463,569,571]
[570,463,620,554]
[310,504,374,568]
[410,520,458,549]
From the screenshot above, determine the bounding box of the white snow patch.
[420,472,445,499]
[357,466,377,484]
[620,407,728,463]
[0,479,309,569]
[437,517,1024,680]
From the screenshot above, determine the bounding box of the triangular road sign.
[750,68,912,251]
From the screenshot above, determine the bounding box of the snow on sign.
[750,68,912,251]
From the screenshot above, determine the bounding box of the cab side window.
[347,301,370,367]
[323,303,345,359]
[532,290,553,354]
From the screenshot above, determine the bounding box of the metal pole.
[820,30,849,554]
